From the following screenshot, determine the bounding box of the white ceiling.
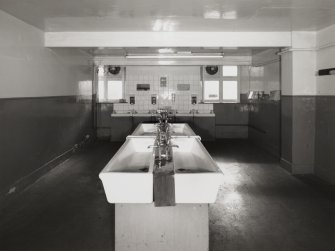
[1,0,335,32]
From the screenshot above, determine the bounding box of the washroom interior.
[0,43,283,198]
[1,2,335,249]
[95,47,282,160]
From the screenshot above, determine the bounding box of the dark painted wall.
[281,96,293,166]
[97,103,113,128]
[315,96,335,185]
[249,100,281,158]
[280,96,316,174]
[0,96,93,192]
[214,95,249,139]
[96,103,113,139]
[292,96,315,174]
[98,103,248,140]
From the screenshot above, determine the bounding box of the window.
[222,81,238,101]
[107,80,123,100]
[222,66,239,102]
[96,66,124,102]
[203,65,240,103]
[204,81,220,101]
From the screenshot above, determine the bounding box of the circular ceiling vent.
[108,66,121,75]
[205,65,219,75]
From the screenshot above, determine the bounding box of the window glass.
[204,81,219,101]
[222,81,238,100]
[222,66,238,77]
[107,80,123,100]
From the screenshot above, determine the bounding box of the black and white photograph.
[0,0,334,250]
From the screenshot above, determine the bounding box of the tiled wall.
[248,50,281,157]
[213,66,250,139]
[113,66,213,113]
[0,10,94,193]
[314,25,335,185]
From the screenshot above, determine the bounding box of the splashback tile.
[114,66,213,114]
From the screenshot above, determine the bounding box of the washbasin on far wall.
[171,137,223,203]
[131,123,199,138]
[99,137,155,203]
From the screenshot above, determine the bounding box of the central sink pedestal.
[115,203,208,251]
[100,121,222,251]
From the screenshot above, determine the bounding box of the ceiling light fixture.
[126,53,224,59]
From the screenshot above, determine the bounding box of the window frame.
[106,80,124,101]
[202,65,240,103]
[203,80,220,102]
[96,66,125,103]
[221,65,240,103]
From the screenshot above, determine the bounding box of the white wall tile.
[113,66,217,113]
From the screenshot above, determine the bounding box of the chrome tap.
[148,140,165,163]
[149,109,179,166]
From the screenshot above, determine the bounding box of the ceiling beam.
[45,32,291,48]
[93,55,252,66]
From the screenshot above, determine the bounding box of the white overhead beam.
[93,55,252,66]
[45,32,291,48]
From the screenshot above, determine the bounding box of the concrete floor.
[0,140,334,251]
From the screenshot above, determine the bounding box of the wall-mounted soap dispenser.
[130,96,135,105]
[191,95,197,105]
[151,95,157,105]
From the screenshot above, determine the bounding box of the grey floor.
[0,140,334,251]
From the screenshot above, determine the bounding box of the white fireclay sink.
[172,137,223,203]
[99,137,155,203]
[131,123,198,138]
